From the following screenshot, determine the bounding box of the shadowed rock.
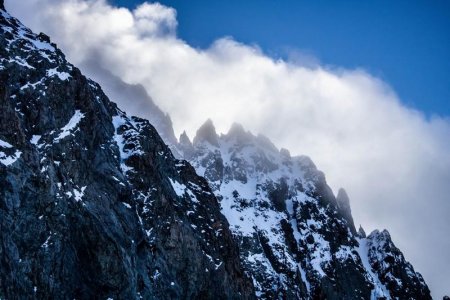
[193,119,219,147]
[0,7,254,299]
[358,224,367,238]
[178,130,194,159]
[336,188,357,234]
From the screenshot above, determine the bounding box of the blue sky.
[112,0,450,117]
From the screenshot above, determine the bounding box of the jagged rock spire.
[227,122,246,136]
[193,119,219,147]
[336,188,357,234]
[225,122,254,146]
[0,0,4,11]
[358,224,366,238]
[179,130,192,147]
[178,130,194,159]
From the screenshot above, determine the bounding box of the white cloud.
[6,0,450,297]
[134,2,177,37]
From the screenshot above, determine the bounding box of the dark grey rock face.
[182,120,432,300]
[336,188,357,235]
[178,130,195,160]
[0,7,253,299]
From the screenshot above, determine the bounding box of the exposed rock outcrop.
[336,188,357,234]
[0,7,253,299]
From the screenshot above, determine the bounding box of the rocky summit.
[0,3,432,300]
[177,120,431,299]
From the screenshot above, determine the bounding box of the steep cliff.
[0,6,253,299]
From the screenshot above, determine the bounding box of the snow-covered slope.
[179,120,432,299]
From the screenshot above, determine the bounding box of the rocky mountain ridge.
[177,120,431,299]
[0,2,432,299]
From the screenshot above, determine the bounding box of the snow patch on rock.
[54,110,85,142]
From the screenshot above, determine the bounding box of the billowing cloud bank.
[7,0,450,297]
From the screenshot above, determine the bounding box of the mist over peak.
[193,118,219,147]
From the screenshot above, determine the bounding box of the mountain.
[77,58,179,152]
[0,2,432,299]
[0,5,253,298]
[179,120,431,299]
